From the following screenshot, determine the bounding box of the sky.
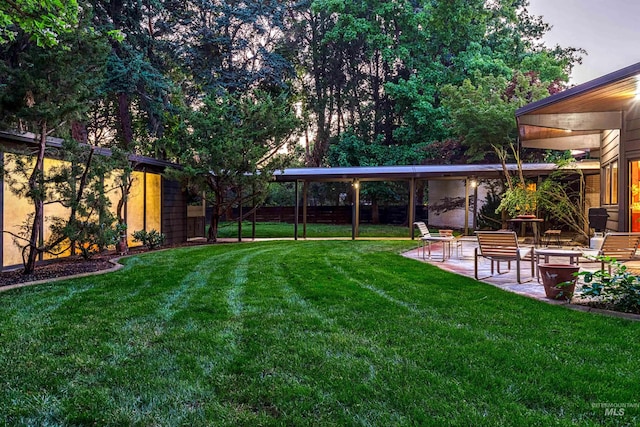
[527,0,640,85]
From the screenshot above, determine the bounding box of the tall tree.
[441,69,563,162]
[0,12,109,273]
[90,0,176,156]
[298,0,583,167]
[0,0,79,47]
[173,90,299,241]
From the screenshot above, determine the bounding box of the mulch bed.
[0,241,211,289]
[0,255,118,288]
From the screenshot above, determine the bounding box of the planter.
[115,234,128,255]
[538,264,579,300]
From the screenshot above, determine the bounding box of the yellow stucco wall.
[3,154,35,266]
[42,158,71,260]
[145,172,162,231]
[127,171,145,245]
[2,159,164,268]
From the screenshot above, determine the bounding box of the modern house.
[0,131,188,270]
[516,61,640,232]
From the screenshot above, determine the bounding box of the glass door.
[630,160,640,232]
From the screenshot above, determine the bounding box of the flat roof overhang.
[516,61,640,151]
[0,130,179,171]
[273,162,599,183]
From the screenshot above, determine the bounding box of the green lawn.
[215,221,417,238]
[1,240,639,426]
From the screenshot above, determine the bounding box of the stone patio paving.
[402,239,602,307]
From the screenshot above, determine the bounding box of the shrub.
[48,217,119,260]
[578,257,640,314]
[132,229,166,250]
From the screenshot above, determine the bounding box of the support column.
[252,186,256,240]
[303,181,308,239]
[352,179,360,240]
[294,180,299,240]
[408,178,416,239]
[464,178,470,236]
[472,178,478,232]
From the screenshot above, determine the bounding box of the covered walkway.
[273,162,598,240]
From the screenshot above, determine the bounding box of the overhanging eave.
[518,112,622,131]
[521,134,601,151]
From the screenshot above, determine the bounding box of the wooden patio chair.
[474,231,534,283]
[582,232,640,272]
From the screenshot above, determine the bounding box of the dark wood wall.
[601,129,620,231]
[161,178,187,244]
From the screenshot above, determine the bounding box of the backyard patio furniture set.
[413,222,640,286]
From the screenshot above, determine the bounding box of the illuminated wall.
[2,156,164,267]
[42,158,71,260]
[127,171,146,245]
[631,161,640,232]
[104,173,123,223]
[126,171,162,245]
[3,154,35,267]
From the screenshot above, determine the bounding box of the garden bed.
[0,241,210,288]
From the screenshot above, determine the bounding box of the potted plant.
[497,183,538,218]
[538,263,580,300]
[494,144,538,219]
[114,222,128,255]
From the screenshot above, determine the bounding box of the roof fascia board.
[273,162,599,182]
[0,130,179,170]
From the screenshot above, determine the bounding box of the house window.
[603,161,618,205]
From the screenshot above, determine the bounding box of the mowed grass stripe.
[225,242,485,424]
[234,241,640,424]
[272,243,491,423]
[218,244,408,425]
[1,240,639,425]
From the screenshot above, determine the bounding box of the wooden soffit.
[516,62,640,148]
[519,125,598,141]
[518,112,622,132]
[521,134,602,150]
[517,62,640,116]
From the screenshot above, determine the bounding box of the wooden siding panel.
[624,140,640,152]
[626,116,640,132]
[624,128,640,142]
[605,207,620,232]
[162,178,187,244]
[601,129,619,164]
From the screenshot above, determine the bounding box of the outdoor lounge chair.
[474,231,534,283]
[413,222,456,261]
[582,232,640,272]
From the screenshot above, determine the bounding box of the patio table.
[421,235,456,261]
[508,217,544,246]
[534,248,582,281]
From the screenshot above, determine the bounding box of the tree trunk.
[117,92,133,148]
[24,125,48,274]
[208,205,220,242]
[371,198,380,225]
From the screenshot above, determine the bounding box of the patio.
[402,238,618,309]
